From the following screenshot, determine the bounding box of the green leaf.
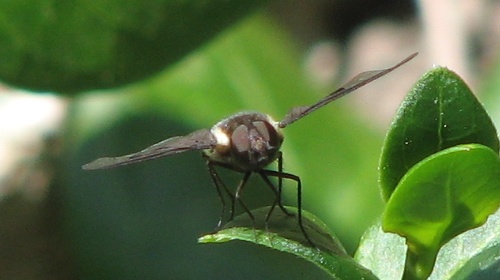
[0,0,268,93]
[379,67,499,200]
[199,207,378,280]
[450,242,500,279]
[355,221,406,280]
[382,144,500,279]
[356,209,500,280]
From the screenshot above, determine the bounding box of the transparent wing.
[82,128,217,170]
[279,52,418,128]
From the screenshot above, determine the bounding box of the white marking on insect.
[212,126,230,146]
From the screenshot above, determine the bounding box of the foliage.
[0,0,268,92]
[2,1,499,279]
[200,68,500,279]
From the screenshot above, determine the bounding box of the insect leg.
[260,169,314,247]
[276,152,293,216]
[234,172,255,223]
[257,152,293,223]
[206,160,234,228]
[257,173,293,222]
[206,160,255,223]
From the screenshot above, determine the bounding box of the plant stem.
[402,246,437,280]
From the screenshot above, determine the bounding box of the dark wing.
[82,128,217,170]
[279,52,418,128]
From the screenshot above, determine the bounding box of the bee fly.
[83,52,417,246]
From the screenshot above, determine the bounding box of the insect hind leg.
[260,169,314,247]
[257,171,293,220]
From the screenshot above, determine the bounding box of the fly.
[82,52,418,246]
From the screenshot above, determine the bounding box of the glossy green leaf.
[356,209,500,280]
[199,207,378,280]
[382,144,500,279]
[355,221,406,280]
[0,0,268,93]
[379,67,499,200]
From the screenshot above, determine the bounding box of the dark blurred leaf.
[0,0,268,93]
[379,67,499,200]
[383,144,500,279]
[199,207,379,280]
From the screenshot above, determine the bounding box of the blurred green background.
[1,0,499,279]
[63,14,384,279]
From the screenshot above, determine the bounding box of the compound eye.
[231,125,250,152]
[253,121,270,141]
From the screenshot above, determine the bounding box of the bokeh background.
[0,0,499,279]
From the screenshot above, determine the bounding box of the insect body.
[83,52,418,246]
[207,112,283,171]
